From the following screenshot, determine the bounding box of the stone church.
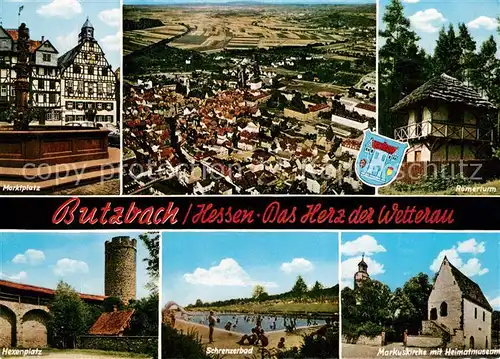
[421,256,492,349]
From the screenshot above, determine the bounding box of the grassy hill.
[186,284,339,315]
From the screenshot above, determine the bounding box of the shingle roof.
[58,43,82,69]
[391,74,497,112]
[89,310,135,335]
[0,279,106,302]
[82,18,94,29]
[445,257,492,311]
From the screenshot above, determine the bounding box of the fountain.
[0,23,119,192]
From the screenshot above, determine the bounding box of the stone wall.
[77,336,157,354]
[342,335,384,346]
[19,310,50,347]
[0,300,50,348]
[406,335,442,348]
[105,237,137,304]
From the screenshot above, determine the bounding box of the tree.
[252,285,268,300]
[378,0,428,136]
[432,25,462,79]
[291,276,308,297]
[139,232,160,294]
[128,292,159,336]
[195,299,203,307]
[471,36,500,105]
[392,273,433,335]
[48,281,89,349]
[290,92,306,113]
[310,281,325,298]
[103,296,125,312]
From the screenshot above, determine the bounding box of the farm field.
[123,5,375,55]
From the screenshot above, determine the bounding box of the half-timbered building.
[0,26,61,120]
[0,27,17,113]
[59,19,117,124]
[31,39,60,120]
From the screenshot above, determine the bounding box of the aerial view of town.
[122,1,376,195]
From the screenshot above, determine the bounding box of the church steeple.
[358,253,368,272]
[79,17,95,43]
[354,253,370,288]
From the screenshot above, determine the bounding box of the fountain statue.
[12,23,45,130]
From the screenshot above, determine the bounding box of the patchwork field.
[123,5,375,54]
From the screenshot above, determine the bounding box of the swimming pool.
[180,313,328,334]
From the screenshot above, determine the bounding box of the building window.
[483,311,485,322]
[50,81,56,90]
[73,65,81,74]
[475,308,477,319]
[38,80,44,90]
[0,85,7,97]
[88,66,94,75]
[49,93,56,104]
[430,308,437,320]
[43,54,51,62]
[106,115,113,122]
[66,115,74,122]
[102,67,108,76]
[440,302,448,317]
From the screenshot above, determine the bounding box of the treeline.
[342,273,432,342]
[124,41,214,76]
[123,18,165,31]
[187,277,339,308]
[379,0,500,137]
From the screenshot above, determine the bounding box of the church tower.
[354,254,369,288]
[79,18,95,44]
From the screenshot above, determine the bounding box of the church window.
[440,302,447,317]
[474,308,477,319]
[483,311,485,321]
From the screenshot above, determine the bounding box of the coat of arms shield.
[355,130,409,187]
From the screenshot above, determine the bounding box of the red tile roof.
[89,309,135,335]
[0,279,106,302]
[355,103,376,112]
[6,30,42,52]
[308,103,330,113]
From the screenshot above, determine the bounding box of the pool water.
[181,313,327,334]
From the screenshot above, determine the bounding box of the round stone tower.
[105,236,137,304]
